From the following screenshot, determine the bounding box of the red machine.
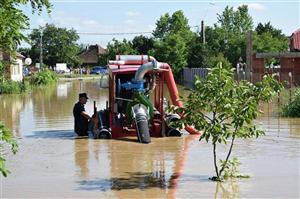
[92,55,198,143]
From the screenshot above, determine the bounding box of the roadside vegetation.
[0,1,289,178]
[170,63,282,181]
[30,69,57,86]
[0,0,51,177]
[281,88,300,117]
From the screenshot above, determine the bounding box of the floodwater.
[1,79,299,198]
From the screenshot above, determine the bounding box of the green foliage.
[0,0,51,53]
[98,38,138,65]
[0,80,30,94]
[219,158,250,180]
[253,31,288,53]
[30,69,57,86]
[187,34,210,68]
[152,10,193,79]
[153,34,188,79]
[0,122,18,177]
[170,63,282,181]
[29,24,81,68]
[282,88,300,117]
[152,13,170,39]
[0,61,5,82]
[255,22,284,38]
[217,5,253,33]
[207,53,232,69]
[132,35,154,55]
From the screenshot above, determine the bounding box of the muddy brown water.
[0,79,299,198]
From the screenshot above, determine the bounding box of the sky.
[21,0,300,48]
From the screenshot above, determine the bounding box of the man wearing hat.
[73,93,93,136]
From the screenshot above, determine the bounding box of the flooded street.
[1,79,299,198]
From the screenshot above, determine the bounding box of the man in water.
[73,93,93,136]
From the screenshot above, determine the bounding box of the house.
[290,28,300,52]
[79,44,106,67]
[0,50,25,82]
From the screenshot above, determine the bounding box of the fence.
[183,68,208,89]
[183,68,251,89]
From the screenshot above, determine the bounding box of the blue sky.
[21,0,300,48]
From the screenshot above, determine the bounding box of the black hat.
[79,93,89,99]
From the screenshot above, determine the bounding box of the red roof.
[290,28,300,51]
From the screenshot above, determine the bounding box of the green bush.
[30,69,58,86]
[0,122,18,177]
[0,80,30,94]
[282,88,300,117]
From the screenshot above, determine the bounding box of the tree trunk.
[213,143,219,178]
[219,135,236,177]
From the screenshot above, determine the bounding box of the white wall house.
[0,50,25,82]
[10,53,25,82]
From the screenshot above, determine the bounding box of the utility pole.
[40,27,43,69]
[201,20,205,45]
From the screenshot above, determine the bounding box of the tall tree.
[154,34,188,78]
[152,10,193,78]
[29,24,81,68]
[255,22,283,38]
[152,13,170,39]
[132,35,154,55]
[187,33,210,68]
[0,0,51,177]
[253,22,288,53]
[0,0,51,53]
[217,5,253,33]
[206,5,254,66]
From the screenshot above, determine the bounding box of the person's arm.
[80,111,92,121]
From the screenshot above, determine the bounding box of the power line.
[26,25,199,36]
[77,31,152,35]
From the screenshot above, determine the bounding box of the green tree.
[0,0,51,53]
[152,13,170,39]
[170,63,282,181]
[0,123,18,177]
[152,10,193,78]
[98,38,137,65]
[187,34,210,68]
[255,22,283,38]
[253,22,288,53]
[0,0,50,177]
[202,5,253,66]
[217,5,253,33]
[132,35,154,55]
[29,24,81,68]
[282,88,300,117]
[154,34,188,78]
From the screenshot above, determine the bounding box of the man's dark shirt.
[73,102,88,136]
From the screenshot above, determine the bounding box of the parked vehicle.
[23,67,31,76]
[90,66,107,75]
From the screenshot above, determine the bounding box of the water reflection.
[75,136,197,197]
[0,94,30,137]
[214,181,240,199]
[75,138,90,179]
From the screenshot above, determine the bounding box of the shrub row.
[281,88,300,117]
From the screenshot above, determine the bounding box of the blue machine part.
[121,79,144,91]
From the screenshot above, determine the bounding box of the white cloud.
[124,19,135,26]
[237,3,265,11]
[126,11,140,17]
